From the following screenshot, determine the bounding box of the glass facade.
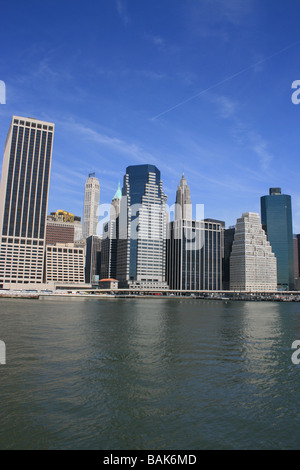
[85,235,101,284]
[117,164,168,289]
[260,188,294,290]
[166,219,223,291]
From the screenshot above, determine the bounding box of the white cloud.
[204,0,255,25]
[116,0,130,25]
[149,35,164,47]
[61,120,162,167]
[252,139,274,171]
[208,93,274,172]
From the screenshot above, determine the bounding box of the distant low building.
[99,278,118,289]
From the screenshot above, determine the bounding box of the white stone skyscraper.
[0,116,54,289]
[83,173,100,239]
[230,212,277,292]
[175,173,192,220]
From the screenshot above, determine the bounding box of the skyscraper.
[175,173,192,220]
[167,174,223,291]
[0,116,54,288]
[101,183,121,280]
[260,188,294,290]
[230,212,277,292]
[222,227,235,290]
[85,235,101,284]
[167,218,223,291]
[295,234,300,290]
[83,173,100,239]
[116,164,168,289]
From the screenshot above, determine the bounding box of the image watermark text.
[0,340,6,365]
[291,340,300,365]
[0,80,6,104]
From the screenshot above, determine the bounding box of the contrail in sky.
[151,39,300,121]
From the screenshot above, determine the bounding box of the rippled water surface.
[0,297,300,449]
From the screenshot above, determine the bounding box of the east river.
[0,297,300,450]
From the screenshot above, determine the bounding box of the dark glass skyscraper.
[166,218,223,291]
[0,116,54,288]
[222,227,235,290]
[85,235,101,284]
[116,164,168,289]
[100,183,121,280]
[260,188,294,290]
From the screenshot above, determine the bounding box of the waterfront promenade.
[1,288,300,302]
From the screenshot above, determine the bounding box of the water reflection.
[1,298,300,449]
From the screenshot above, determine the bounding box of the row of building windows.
[13,119,53,131]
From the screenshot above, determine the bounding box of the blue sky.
[1,0,300,231]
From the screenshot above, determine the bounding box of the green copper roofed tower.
[260,188,294,291]
[113,182,122,201]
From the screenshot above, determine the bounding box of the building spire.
[113,181,122,200]
[175,173,192,220]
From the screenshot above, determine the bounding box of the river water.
[0,297,300,450]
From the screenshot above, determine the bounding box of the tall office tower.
[175,173,192,220]
[222,227,235,290]
[85,235,101,284]
[261,188,294,290]
[0,116,54,289]
[116,164,168,289]
[101,183,121,280]
[230,213,277,292]
[83,172,100,239]
[166,219,223,290]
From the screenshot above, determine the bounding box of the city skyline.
[1,1,300,231]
